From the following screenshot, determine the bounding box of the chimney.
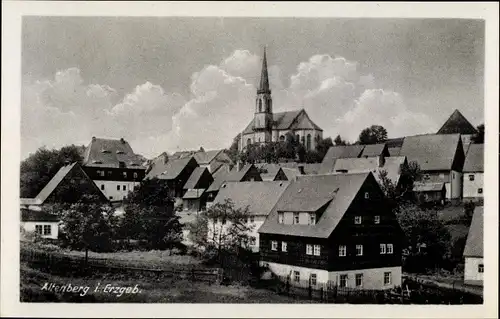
[120,137,125,144]
[298,165,305,175]
[92,136,96,141]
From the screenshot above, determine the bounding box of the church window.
[247,138,252,146]
[296,134,300,142]
[258,99,262,113]
[301,136,305,145]
[306,134,312,150]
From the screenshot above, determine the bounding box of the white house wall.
[207,216,265,252]
[463,172,484,199]
[464,257,483,285]
[93,180,141,201]
[22,221,59,239]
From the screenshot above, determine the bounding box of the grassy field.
[20,263,311,303]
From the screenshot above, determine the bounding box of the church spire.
[258,47,271,94]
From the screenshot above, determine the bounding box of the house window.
[278,212,284,224]
[380,243,387,254]
[122,172,127,178]
[310,274,317,286]
[35,225,43,234]
[43,225,51,235]
[374,215,380,224]
[295,134,300,142]
[101,184,105,190]
[282,241,287,252]
[133,172,138,179]
[355,216,362,224]
[384,272,392,285]
[339,245,346,257]
[306,244,313,255]
[293,212,300,225]
[469,174,475,181]
[387,244,394,254]
[478,264,484,273]
[364,192,369,199]
[117,185,120,191]
[247,138,252,146]
[108,171,112,176]
[123,185,127,191]
[271,241,278,251]
[439,173,445,179]
[478,188,483,194]
[250,216,255,223]
[249,237,256,246]
[294,271,300,282]
[309,213,316,225]
[339,275,348,288]
[355,274,363,287]
[313,245,321,256]
[306,134,312,151]
[356,245,363,256]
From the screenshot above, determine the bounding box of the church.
[239,49,324,152]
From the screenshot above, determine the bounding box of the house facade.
[182,167,214,212]
[463,206,483,286]
[21,209,60,240]
[258,173,404,290]
[462,144,484,202]
[145,157,199,199]
[239,49,323,152]
[209,181,290,252]
[82,137,147,202]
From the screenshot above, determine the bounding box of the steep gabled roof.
[258,172,371,238]
[463,144,484,173]
[463,206,483,257]
[145,157,198,180]
[255,163,283,181]
[213,181,290,216]
[21,208,60,222]
[207,164,259,192]
[183,167,212,190]
[318,145,366,174]
[332,156,407,186]
[282,167,301,180]
[399,134,462,171]
[437,109,478,135]
[360,143,389,158]
[83,137,145,169]
[242,109,322,135]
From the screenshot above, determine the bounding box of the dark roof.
[21,209,60,222]
[399,134,462,171]
[463,206,483,257]
[145,157,197,180]
[83,137,146,169]
[437,109,478,135]
[183,167,210,190]
[182,189,206,199]
[242,109,322,135]
[255,163,283,181]
[463,144,484,172]
[207,164,257,192]
[333,156,407,186]
[258,172,371,238]
[213,181,290,216]
[413,182,446,192]
[360,144,387,157]
[171,149,229,166]
[258,47,271,94]
[318,145,365,174]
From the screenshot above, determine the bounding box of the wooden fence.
[21,247,223,285]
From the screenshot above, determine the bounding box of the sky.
[21,17,485,159]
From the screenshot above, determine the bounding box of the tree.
[186,212,209,252]
[205,199,254,257]
[295,144,306,163]
[59,194,117,257]
[471,123,484,144]
[20,145,84,198]
[396,203,452,272]
[357,125,388,145]
[333,135,347,146]
[121,178,183,251]
[227,135,241,164]
[379,161,421,204]
[316,136,334,161]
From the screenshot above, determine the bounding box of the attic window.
[222,184,227,188]
[92,160,103,164]
[101,149,110,153]
[116,150,125,154]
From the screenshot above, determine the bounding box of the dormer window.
[101,149,110,153]
[116,150,125,154]
[293,212,300,225]
[119,161,126,168]
[309,213,316,225]
[278,212,284,224]
[355,216,362,224]
[92,160,103,164]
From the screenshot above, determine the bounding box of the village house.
[209,181,290,252]
[205,163,263,204]
[398,134,465,202]
[171,149,233,174]
[463,206,483,286]
[182,167,214,212]
[20,162,108,239]
[145,156,199,199]
[437,109,478,154]
[258,172,404,290]
[82,137,147,202]
[412,182,447,206]
[255,163,289,181]
[462,144,484,203]
[239,48,323,152]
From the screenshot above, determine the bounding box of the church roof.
[437,109,478,135]
[242,109,322,135]
[258,47,271,94]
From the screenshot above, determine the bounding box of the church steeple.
[258,47,271,94]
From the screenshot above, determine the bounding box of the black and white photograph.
[1,2,498,318]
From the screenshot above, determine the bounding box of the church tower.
[253,47,273,143]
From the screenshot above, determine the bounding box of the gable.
[437,110,478,135]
